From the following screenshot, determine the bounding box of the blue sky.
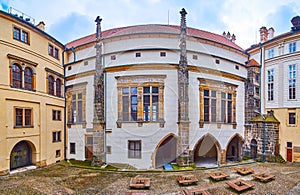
[1,0,299,49]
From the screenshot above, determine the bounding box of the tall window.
[199,78,236,126]
[204,90,216,122]
[56,78,61,97]
[221,92,232,123]
[48,44,60,59]
[289,65,296,100]
[143,86,159,122]
[122,87,138,121]
[267,48,274,58]
[48,75,55,95]
[13,27,29,44]
[128,140,141,158]
[15,108,33,127]
[52,131,61,142]
[24,67,33,90]
[117,75,165,127]
[289,113,296,125]
[12,64,22,88]
[70,143,76,154]
[289,42,296,53]
[267,69,274,101]
[71,93,83,123]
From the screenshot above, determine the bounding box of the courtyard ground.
[1,161,300,194]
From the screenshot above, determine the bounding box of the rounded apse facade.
[65,24,248,169]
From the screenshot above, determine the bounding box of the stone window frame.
[85,135,93,159]
[13,26,30,45]
[128,140,141,159]
[267,69,274,101]
[115,75,166,128]
[66,82,87,127]
[287,109,297,127]
[14,107,33,128]
[52,131,61,142]
[8,54,37,91]
[288,64,296,100]
[199,78,237,129]
[45,68,64,98]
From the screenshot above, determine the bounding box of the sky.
[1,0,300,49]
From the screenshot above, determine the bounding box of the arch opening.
[10,141,36,170]
[154,134,177,168]
[226,134,243,162]
[193,134,220,167]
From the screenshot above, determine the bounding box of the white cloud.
[2,0,299,48]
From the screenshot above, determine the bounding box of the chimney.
[259,26,268,42]
[268,27,275,39]
[231,34,236,43]
[223,31,226,37]
[36,21,45,31]
[226,31,231,39]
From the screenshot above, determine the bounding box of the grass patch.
[68,160,119,170]
[172,163,195,171]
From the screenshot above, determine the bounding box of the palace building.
[0,8,65,174]
[65,9,248,168]
[247,16,300,162]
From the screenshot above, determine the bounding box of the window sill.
[199,121,236,129]
[52,141,62,143]
[14,125,34,129]
[67,121,87,128]
[117,119,165,128]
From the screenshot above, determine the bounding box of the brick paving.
[0,162,300,194]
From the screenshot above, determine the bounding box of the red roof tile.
[65,24,244,52]
[247,59,260,67]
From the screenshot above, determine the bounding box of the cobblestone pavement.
[0,162,300,195]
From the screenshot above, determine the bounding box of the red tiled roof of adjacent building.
[247,59,260,67]
[65,24,244,52]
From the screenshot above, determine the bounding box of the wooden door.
[287,148,293,162]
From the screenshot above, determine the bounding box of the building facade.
[0,9,65,175]
[65,9,248,169]
[248,16,300,162]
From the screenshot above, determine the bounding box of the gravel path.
[0,162,300,194]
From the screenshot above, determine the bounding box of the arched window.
[24,67,33,90]
[48,75,54,95]
[56,78,61,97]
[12,64,22,88]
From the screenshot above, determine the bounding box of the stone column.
[92,16,106,165]
[177,8,190,155]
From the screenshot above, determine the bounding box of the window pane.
[211,99,216,122]
[48,76,54,95]
[211,90,216,97]
[12,64,22,88]
[25,109,31,126]
[289,113,296,124]
[16,108,23,126]
[24,67,33,90]
[143,87,150,94]
[152,87,158,94]
[131,87,137,94]
[204,90,209,96]
[122,87,129,94]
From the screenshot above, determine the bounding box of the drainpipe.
[62,47,67,160]
[259,42,263,112]
[71,46,76,63]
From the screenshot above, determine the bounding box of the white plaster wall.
[67,125,86,160]
[189,72,246,150]
[105,69,178,169]
[68,47,95,63]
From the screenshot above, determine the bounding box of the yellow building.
[248,16,300,162]
[0,8,65,175]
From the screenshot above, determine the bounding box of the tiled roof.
[65,24,244,52]
[247,59,260,67]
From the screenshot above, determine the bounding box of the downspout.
[259,42,263,113]
[62,47,67,160]
[103,41,107,163]
[71,46,76,63]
